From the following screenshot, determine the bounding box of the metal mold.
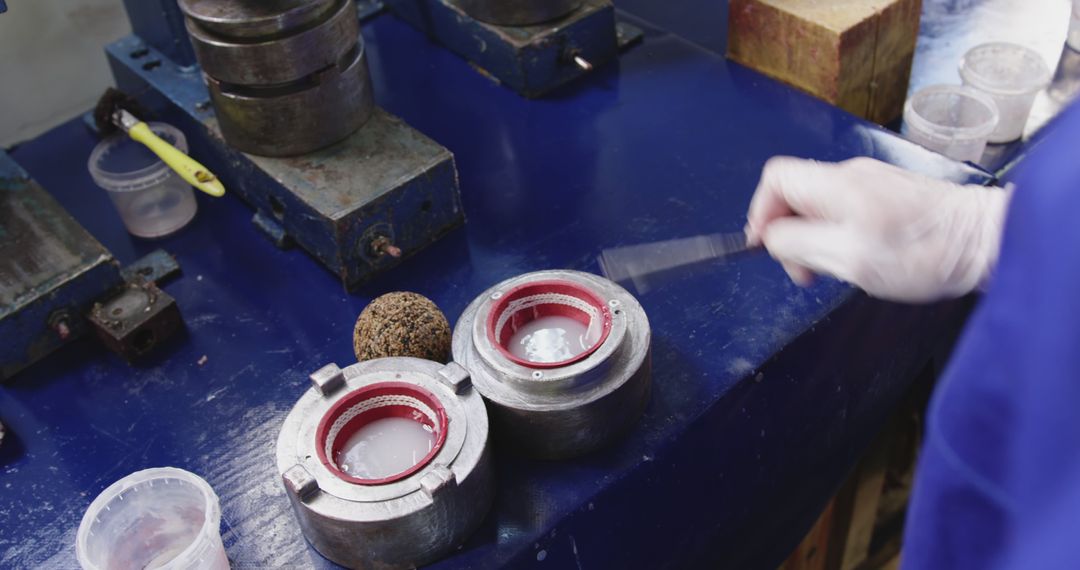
[453,0,583,26]
[452,270,652,459]
[178,0,373,156]
[277,359,493,569]
[88,281,183,361]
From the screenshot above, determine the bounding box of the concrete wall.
[0,0,131,147]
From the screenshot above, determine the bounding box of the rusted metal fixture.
[88,281,183,361]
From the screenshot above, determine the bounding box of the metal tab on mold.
[310,363,345,396]
[283,464,319,502]
[437,362,472,394]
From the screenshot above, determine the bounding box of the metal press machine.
[110,0,462,290]
[104,0,642,292]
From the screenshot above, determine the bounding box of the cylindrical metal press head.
[178,0,341,39]
[178,0,374,156]
[452,270,652,459]
[204,42,374,157]
[452,0,584,26]
[277,358,493,569]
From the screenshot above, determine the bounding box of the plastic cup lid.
[960,42,1052,96]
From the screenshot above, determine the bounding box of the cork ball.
[353,292,452,363]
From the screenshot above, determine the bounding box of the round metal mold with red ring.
[314,382,449,486]
[485,279,613,369]
[276,357,492,569]
[452,270,651,459]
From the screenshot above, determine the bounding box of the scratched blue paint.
[119,0,197,68]
[386,0,620,97]
[1,4,1053,570]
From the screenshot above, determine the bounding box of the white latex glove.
[744,157,1011,303]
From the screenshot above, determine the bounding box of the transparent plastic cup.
[902,84,1000,163]
[959,42,1052,143]
[88,123,198,238]
[76,467,230,570]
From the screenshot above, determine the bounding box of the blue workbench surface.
[2,3,1068,569]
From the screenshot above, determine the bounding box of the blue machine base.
[0,151,122,380]
[105,35,465,290]
[386,0,639,97]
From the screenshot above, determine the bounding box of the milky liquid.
[335,417,436,479]
[508,315,594,364]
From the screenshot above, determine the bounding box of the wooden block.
[728,0,922,124]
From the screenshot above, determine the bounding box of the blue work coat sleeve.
[902,101,1080,570]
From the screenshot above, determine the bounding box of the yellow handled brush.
[94,89,225,198]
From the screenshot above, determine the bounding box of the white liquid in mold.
[335,417,436,480]
[508,315,596,364]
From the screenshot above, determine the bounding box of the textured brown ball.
[353,292,452,363]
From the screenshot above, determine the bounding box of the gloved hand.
[744,156,1011,303]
